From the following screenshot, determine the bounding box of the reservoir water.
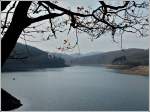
[1,66,149,111]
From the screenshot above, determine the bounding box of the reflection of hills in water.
[2,43,149,71]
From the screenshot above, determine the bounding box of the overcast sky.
[17,0,149,54]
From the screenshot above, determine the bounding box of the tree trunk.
[1,2,32,111]
[1,1,32,66]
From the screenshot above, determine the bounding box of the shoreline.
[104,64,149,76]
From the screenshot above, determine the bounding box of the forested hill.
[2,43,69,72]
[72,49,149,66]
[2,43,148,72]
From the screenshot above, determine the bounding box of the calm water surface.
[2,66,149,111]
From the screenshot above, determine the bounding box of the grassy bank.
[104,64,149,76]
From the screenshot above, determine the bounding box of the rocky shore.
[121,66,149,76]
[105,64,149,76]
[1,89,22,111]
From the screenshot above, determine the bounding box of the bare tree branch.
[1,1,11,11]
[30,13,64,23]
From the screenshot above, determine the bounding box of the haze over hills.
[2,43,149,72]
[72,48,149,65]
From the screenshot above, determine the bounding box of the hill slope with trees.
[2,43,68,72]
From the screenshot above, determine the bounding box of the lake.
[1,66,149,111]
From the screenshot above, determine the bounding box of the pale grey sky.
[16,0,149,54]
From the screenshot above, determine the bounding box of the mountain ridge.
[2,43,148,71]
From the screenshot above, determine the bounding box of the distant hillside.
[2,43,69,72]
[71,49,149,66]
[2,43,148,71]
